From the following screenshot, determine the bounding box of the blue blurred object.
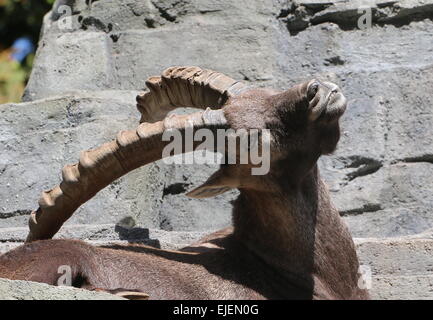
[10,37,34,63]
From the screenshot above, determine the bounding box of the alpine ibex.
[0,66,369,299]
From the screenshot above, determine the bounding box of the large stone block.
[111,25,276,91]
[334,162,433,237]
[356,238,433,299]
[24,32,113,101]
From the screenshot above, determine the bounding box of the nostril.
[322,82,339,93]
[329,84,340,96]
[326,87,340,102]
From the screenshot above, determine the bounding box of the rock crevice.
[278,0,433,35]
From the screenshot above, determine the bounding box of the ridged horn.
[26,109,228,242]
[136,66,247,123]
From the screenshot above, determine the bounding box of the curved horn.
[136,66,247,123]
[26,109,228,242]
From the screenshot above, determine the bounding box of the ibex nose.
[322,81,339,93]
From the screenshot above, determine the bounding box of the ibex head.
[179,77,347,198]
[223,78,347,157]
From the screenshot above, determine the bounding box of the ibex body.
[0,67,369,299]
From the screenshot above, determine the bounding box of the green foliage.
[0,0,53,102]
[0,0,54,47]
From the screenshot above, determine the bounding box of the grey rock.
[1,0,433,300]
[333,162,433,238]
[24,0,277,101]
[370,275,433,300]
[278,0,433,34]
[3,0,433,236]
[355,238,433,299]
[345,206,433,238]
[0,0,433,235]
[16,0,433,240]
[333,162,433,213]
[0,278,125,300]
[24,32,113,101]
[356,238,433,277]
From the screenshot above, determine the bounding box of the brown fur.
[0,78,369,299]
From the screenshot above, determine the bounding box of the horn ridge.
[26,109,228,242]
[137,66,246,123]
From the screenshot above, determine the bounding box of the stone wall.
[1,0,433,299]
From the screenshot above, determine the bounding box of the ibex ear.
[186,167,238,199]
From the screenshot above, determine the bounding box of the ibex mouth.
[324,90,347,121]
[309,81,347,122]
[326,89,338,101]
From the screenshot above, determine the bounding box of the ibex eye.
[308,82,319,99]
